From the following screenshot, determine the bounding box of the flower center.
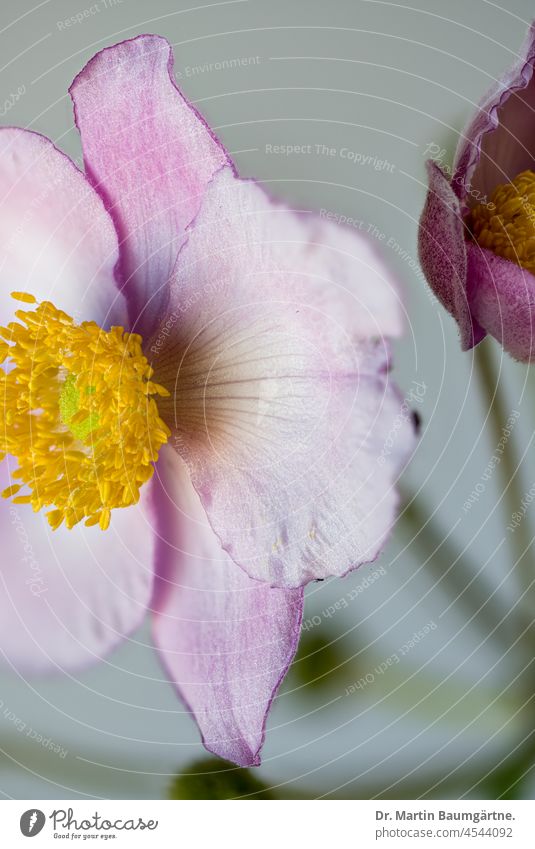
[468,169,535,272]
[0,293,170,530]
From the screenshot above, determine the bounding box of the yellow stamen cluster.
[468,169,535,272]
[0,293,170,530]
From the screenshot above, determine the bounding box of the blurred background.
[1,0,535,799]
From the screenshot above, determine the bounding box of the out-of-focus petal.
[70,34,233,338]
[151,446,303,766]
[418,161,485,350]
[0,461,154,674]
[151,169,414,588]
[0,128,125,327]
[453,22,535,203]
[467,241,535,361]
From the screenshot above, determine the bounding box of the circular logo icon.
[20,810,46,837]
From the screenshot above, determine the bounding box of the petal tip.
[69,33,172,97]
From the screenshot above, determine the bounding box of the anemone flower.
[0,35,414,766]
[419,20,535,362]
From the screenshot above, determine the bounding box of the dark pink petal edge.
[453,21,535,203]
[418,160,485,349]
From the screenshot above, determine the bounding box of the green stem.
[399,490,525,650]
[474,340,534,622]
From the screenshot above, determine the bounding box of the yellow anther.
[468,169,535,272]
[10,291,37,304]
[2,484,21,498]
[0,294,170,531]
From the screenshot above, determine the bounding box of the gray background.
[1,0,535,799]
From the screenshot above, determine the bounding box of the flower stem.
[474,340,535,647]
[474,340,534,625]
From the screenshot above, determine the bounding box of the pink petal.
[467,242,535,361]
[453,21,535,203]
[151,169,414,588]
[266,201,404,342]
[0,128,125,327]
[418,161,485,350]
[0,461,154,674]
[151,446,303,767]
[70,35,232,338]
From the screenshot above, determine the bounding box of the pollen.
[0,294,171,531]
[468,169,535,272]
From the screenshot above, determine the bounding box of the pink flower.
[0,36,413,766]
[419,21,535,361]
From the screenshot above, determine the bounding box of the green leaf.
[168,757,275,799]
[286,628,352,693]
